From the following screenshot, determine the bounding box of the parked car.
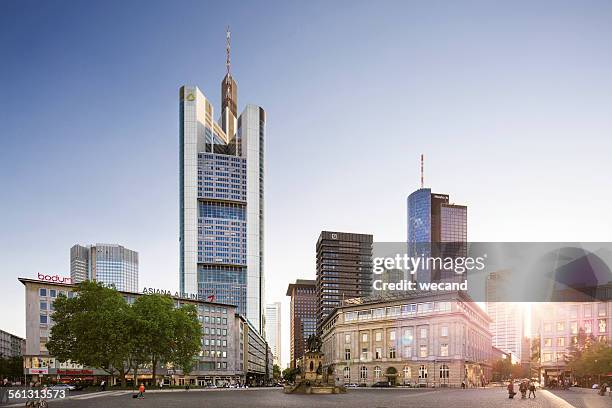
[345,383,359,388]
[49,384,76,391]
[372,381,392,388]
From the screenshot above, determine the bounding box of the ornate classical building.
[320,292,491,387]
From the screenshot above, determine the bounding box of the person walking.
[507,381,516,399]
[519,381,527,399]
[137,383,145,399]
[528,382,536,398]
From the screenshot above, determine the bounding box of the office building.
[179,30,265,333]
[286,280,317,368]
[320,291,492,387]
[19,277,271,386]
[485,271,524,363]
[70,244,138,292]
[265,302,282,367]
[0,329,25,359]
[316,231,373,328]
[535,301,610,386]
[407,188,467,283]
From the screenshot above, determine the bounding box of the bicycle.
[24,398,48,407]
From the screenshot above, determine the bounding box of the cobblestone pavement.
[548,389,612,408]
[1,387,591,408]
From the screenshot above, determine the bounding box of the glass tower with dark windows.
[407,189,467,283]
[315,231,373,330]
[179,49,265,333]
[70,243,139,292]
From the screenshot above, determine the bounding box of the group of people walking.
[507,380,536,399]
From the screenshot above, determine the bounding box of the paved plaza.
[3,386,610,408]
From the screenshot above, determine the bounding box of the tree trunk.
[152,356,157,387]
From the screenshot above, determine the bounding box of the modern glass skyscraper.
[265,302,282,367]
[179,33,265,333]
[286,279,317,368]
[70,243,139,292]
[407,188,467,282]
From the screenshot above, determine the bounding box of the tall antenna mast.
[420,154,424,188]
[225,25,231,76]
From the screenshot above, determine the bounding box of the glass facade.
[70,244,138,292]
[180,83,265,333]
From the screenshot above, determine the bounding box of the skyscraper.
[485,271,524,363]
[70,243,139,292]
[316,231,373,328]
[286,279,317,368]
[179,30,265,333]
[407,188,467,282]
[265,302,282,367]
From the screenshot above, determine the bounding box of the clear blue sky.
[2,1,612,366]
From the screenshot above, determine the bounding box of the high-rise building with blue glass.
[70,243,139,292]
[407,188,467,282]
[179,33,265,333]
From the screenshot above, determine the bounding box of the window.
[374,366,381,379]
[544,338,552,347]
[343,367,350,380]
[598,319,607,333]
[359,366,367,380]
[440,326,448,337]
[345,348,351,360]
[598,303,607,317]
[542,353,552,362]
[40,302,47,310]
[440,364,449,379]
[40,315,48,324]
[403,346,412,357]
[584,320,593,333]
[375,347,382,359]
[440,343,449,357]
[543,322,552,332]
[556,337,565,347]
[389,347,396,358]
[420,328,427,339]
[403,329,413,343]
[375,332,382,342]
[361,348,368,360]
[584,304,592,318]
[419,345,427,357]
[345,334,351,344]
[418,365,427,379]
[39,288,47,297]
[569,305,578,319]
[556,322,565,332]
[361,333,368,342]
[50,290,56,298]
[389,331,396,341]
[403,366,411,382]
[570,321,578,334]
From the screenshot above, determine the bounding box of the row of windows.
[350,344,448,360]
[543,319,607,335]
[345,364,444,380]
[344,302,452,322]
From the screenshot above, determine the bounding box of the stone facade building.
[320,292,492,387]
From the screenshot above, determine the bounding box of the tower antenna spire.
[420,154,424,188]
[226,25,231,76]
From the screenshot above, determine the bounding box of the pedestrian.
[519,381,527,399]
[137,383,145,399]
[507,381,516,399]
[159,380,163,390]
[528,382,536,398]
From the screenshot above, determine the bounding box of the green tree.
[169,304,201,377]
[131,294,176,385]
[47,281,134,386]
[273,364,281,380]
[282,367,300,383]
[0,356,23,381]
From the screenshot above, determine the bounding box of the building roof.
[285,279,316,296]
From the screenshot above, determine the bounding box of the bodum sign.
[37,273,72,284]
